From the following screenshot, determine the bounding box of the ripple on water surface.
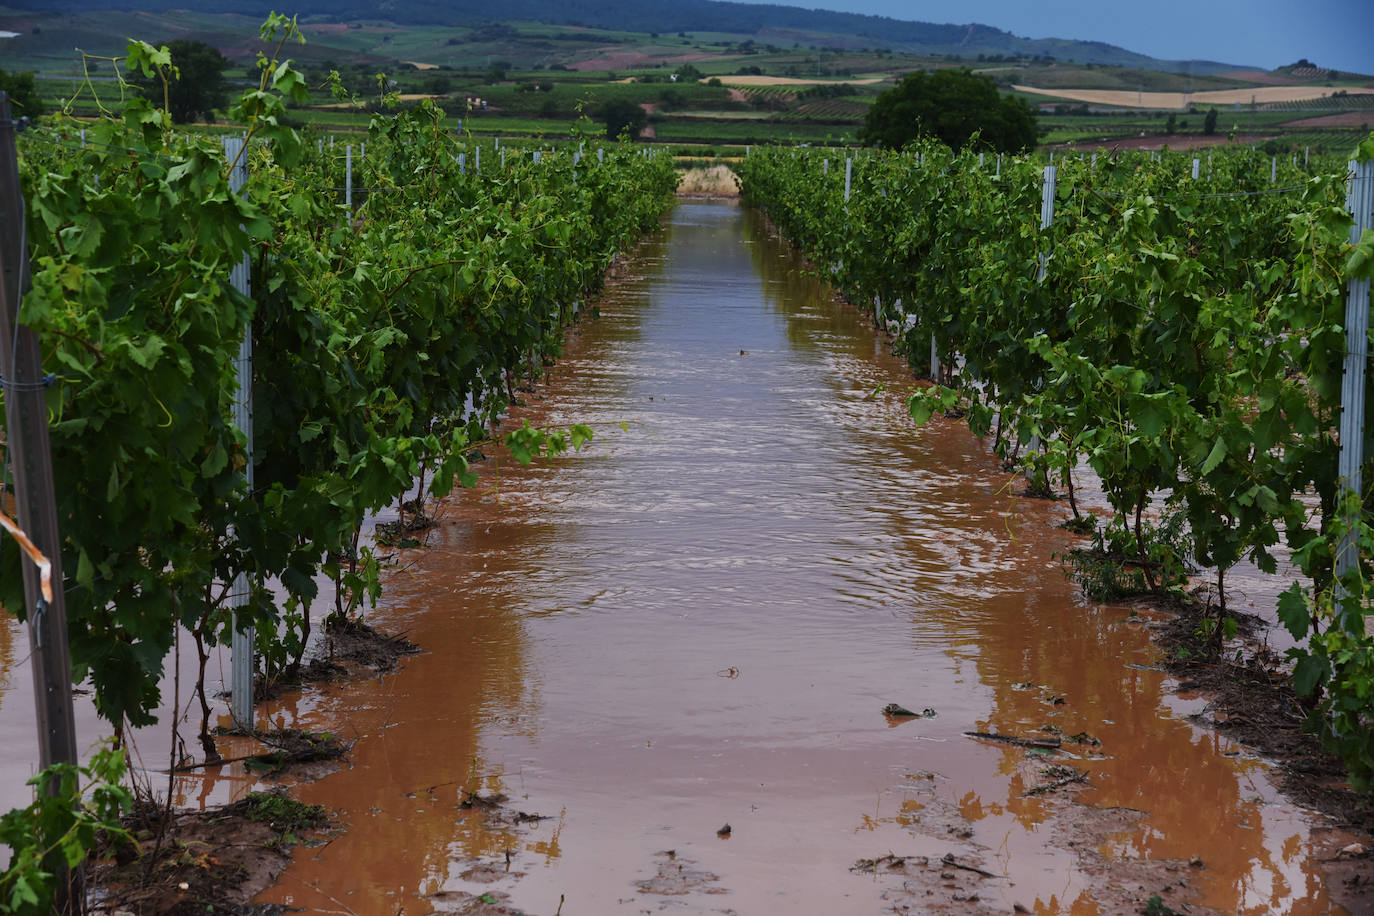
[248,201,1346,915]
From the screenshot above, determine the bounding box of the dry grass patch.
[676,164,740,197]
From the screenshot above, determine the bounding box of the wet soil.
[79,620,416,912]
[90,791,329,915]
[1152,598,1369,822]
[1150,597,1374,912]
[255,616,420,701]
[314,616,421,673]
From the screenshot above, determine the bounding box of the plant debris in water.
[195,726,350,779]
[1023,764,1090,797]
[245,728,350,776]
[323,615,421,671]
[964,730,1062,751]
[375,509,437,548]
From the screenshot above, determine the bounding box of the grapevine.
[2,18,677,745]
[737,138,1374,788]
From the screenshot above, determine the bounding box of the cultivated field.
[711,75,888,87]
[1283,111,1374,128]
[1015,84,1374,110]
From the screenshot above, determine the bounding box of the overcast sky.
[739,0,1373,73]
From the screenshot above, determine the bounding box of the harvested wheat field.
[1015,83,1374,109]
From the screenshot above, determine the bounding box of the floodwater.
[244,201,1348,914]
[0,200,1342,912]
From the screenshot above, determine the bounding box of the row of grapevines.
[3,23,677,739]
[736,138,1374,789]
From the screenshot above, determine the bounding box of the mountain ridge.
[0,0,1246,74]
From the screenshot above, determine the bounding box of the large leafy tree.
[0,68,45,116]
[138,39,231,123]
[859,68,1037,153]
[602,98,647,140]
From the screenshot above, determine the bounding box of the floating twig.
[852,852,923,874]
[1023,769,1090,797]
[941,852,997,878]
[964,731,1061,750]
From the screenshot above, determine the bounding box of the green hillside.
[1,5,1367,153]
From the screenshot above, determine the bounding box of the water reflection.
[741,203,1341,914]
[0,616,14,707]
[250,201,1341,914]
[251,517,548,907]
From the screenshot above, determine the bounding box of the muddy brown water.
[0,201,1347,912]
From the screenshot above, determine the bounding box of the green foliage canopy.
[735,134,1374,793]
[602,98,647,140]
[859,68,1037,153]
[8,23,678,733]
[137,39,231,123]
[0,68,45,117]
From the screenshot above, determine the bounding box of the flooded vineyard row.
[0,200,1350,914]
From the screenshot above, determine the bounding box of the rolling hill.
[0,0,1245,73]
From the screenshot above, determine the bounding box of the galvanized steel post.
[0,90,83,912]
[222,136,256,729]
[1337,157,1374,628]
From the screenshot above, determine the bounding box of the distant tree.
[859,68,1036,153]
[1203,107,1218,135]
[0,68,45,116]
[675,63,704,82]
[658,88,687,111]
[602,98,647,140]
[1166,113,1177,135]
[134,40,230,123]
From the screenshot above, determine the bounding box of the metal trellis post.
[222,136,256,729]
[1336,157,1374,633]
[345,143,353,219]
[0,92,82,912]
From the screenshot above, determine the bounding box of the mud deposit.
[225,201,1357,913]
